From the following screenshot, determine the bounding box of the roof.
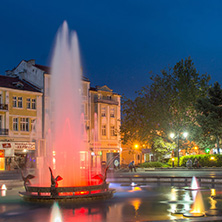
[90,85,120,96]
[34,64,51,73]
[0,75,42,93]
[34,63,89,82]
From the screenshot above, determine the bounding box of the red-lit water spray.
[36,21,101,187]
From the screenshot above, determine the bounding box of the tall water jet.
[42,21,91,187]
[19,22,115,202]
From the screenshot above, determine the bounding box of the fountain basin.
[183,186,210,191]
[183,212,205,217]
[19,183,115,203]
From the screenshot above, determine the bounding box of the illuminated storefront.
[0,150,5,170]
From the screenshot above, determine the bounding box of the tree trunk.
[216,136,220,154]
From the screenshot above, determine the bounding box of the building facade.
[6,59,121,168]
[0,75,42,170]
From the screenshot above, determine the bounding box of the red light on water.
[91,190,101,194]
[74,191,89,196]
[39,192,51,196]
[75,208,88,214]
[59,192,73,196]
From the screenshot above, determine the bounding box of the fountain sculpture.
[19,21,114,202]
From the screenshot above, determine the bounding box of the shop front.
[13,142,36,169]
[0,142,14,171]
[89,141,121,170]
[0,142,36,170]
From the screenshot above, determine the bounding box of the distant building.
[90,85,121,168]
[0,75,42,170]
[6,59,121,168]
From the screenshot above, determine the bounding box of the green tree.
[195,82,222,153]
[121,57,210,158]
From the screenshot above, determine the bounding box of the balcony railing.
[0,128,9,135]
[0,104,8,111]
[95,98,119,105]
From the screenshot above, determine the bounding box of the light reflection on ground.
[0,184,222,221]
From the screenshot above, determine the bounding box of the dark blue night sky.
[1,0,222,98]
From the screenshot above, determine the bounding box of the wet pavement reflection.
[1,183,222,221]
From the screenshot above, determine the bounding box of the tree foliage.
[121,57,210,155]
[195,82,222,153]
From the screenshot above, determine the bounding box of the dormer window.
[12,81,24,89]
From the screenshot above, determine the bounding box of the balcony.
[0,104,8,111]
[0,128,9,135]
[95,98,119,105]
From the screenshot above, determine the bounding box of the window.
[13,96,17,107]
[20,118,29,131]
[27,98,31,109]
[31,119,36,131]
[13,118,18,131]
[102,125,106,136]
[18,97,23,108]
[107,95,111,100]
[110,107,115,118]
[0,116,2,129]
[81,104,86,115]
[110,126,116,136]
[0,94,2,104]
[101,107,106,117]
[31,99,36,109]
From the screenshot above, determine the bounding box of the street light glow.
[183,132,188,138]
[170,133,175,139]
[134,144,139,149]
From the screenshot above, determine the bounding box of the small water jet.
[50,202,62,222]
[183,191,205,217]
[1,184,7,190]
[1,184,7,197]
[184,176,209,191]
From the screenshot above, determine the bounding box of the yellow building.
[89,85,121,169]
[0,75,42,170]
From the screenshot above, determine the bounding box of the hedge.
[139,161,168,168]
[168,154,222,167]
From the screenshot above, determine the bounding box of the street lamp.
[170,131,188,167]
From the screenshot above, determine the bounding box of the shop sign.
[142,149,151,154]
[0,150,4,157]
[108,143,117,146]
[14,142,35,150]
[89,142,102,146]
[2,143,11,148]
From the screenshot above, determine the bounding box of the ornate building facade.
[5,59,121,168]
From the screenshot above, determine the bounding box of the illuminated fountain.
[183,191,205,217]
[50,202,62,222]
[1,184,7,197]
[19,21,114,202]
[184,176,209,191]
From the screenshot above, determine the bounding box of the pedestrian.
[128,160,136,172]
[186,158,192,169]
[193,158,201,168]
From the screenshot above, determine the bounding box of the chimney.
[28,59,35,65]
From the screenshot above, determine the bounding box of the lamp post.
[170,132,188,167]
